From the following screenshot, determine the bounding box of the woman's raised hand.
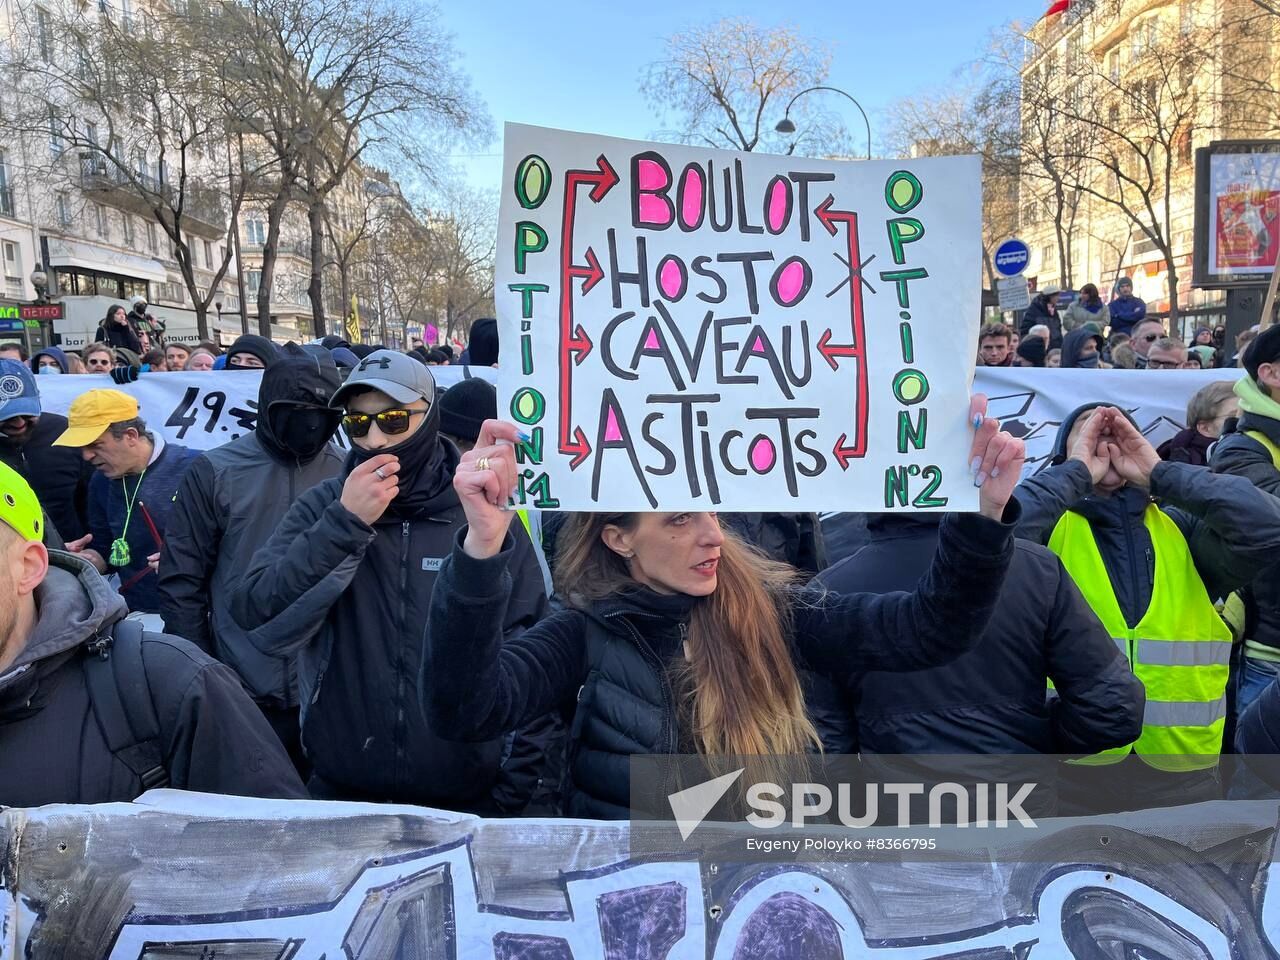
[968,394,1025,521]
[455,419,523,558]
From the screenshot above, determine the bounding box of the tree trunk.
[1166,258,1180,334]
[257,189,291,338]
[307,197,326,337]
[338,261,351,340]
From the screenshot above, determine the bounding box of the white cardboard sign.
[496,124,983,512]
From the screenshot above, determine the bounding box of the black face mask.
[266,401,340,461]
[346,397,454,519]
[1076,353,1100,368]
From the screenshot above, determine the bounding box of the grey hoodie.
[0,551,306,806]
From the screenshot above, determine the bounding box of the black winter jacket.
[811,514,1144,755]
[159,347,345,705]
[158,433,344,704]
[1019,295,1063,349]
[423,509,1018,820]
[230,443,554,811]
[0,552,306,806]
[1237,678,1280,769]
[94,317,143,354]
[1015,459,1280,623]
[1211,411,1280,655]
[0,412,92,542]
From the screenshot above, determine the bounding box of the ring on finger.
[475,456,490,472]
[374,467,387,480]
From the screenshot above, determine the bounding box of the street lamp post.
[775,85,873,160]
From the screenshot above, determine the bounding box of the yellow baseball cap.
[0,461,42,541]
[52,389,139,447]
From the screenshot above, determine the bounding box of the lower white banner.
[2,791,1278,958]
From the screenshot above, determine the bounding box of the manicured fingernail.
[969,456,982,475]
[991,466,1000,479]
[974,472,988,487]
[517,431,531,443]
[972,414,983,429]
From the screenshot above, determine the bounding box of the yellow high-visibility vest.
[1048,505,1232,772]
[1245,429,1280,468]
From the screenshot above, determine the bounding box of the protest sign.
[4,790,1279,957]
[496,123,983,512]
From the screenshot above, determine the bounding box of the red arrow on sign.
[563,425,592,470]
[567,246,604,296]
[566,324,592,365]
[816,328,857,371]
[832,433,860,471]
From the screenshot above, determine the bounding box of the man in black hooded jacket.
[159,344,345,768]
[231,350,554,812]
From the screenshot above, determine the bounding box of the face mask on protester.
[1076,353,1100,369]
[266,401,340,461]
[37,365,60,375]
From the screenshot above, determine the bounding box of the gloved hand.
[111,364,140,384]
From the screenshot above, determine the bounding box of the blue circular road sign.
[994,238,1030,278]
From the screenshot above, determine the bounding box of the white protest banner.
[5,790,1280,957]
[31,367,497,451]
[977,366,1243,477]
[496,123,982,513]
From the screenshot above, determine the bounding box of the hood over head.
[1060,327,1104,368]
[256,342,341,462]
[1,551,126,685]
[467,318,499,366]
[30,346,68,374]
[1050,402,1140,465]
[226,334,279,368]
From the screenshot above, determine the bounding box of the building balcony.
[0,186,14,219]
[79,156,227,239]
[240,239,313,262]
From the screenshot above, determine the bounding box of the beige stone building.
[1016,0,1279,334]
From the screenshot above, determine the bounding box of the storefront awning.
[45,237,168,284]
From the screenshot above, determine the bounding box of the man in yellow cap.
[53,389,198,615]
[0,461,305,805]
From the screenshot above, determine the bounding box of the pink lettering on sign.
[750,334,767,354]
[604,405,624,443]
[644,327,661,351]
[680,166,704,228]
[636,157,673,227]
[767,178,791,233]
[658,258,685,300]
[773,260,808,306]
[749,435,776,473]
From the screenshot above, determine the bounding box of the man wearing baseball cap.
[0,358,93,544]
[1212,325,1280,728]
[231,349,557,812]
[0,461,305,805]
[53,389,198,614]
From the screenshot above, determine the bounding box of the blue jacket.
[1108,294,1147,335]
[89,440,198,614]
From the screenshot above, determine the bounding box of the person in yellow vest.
[1210,326,1280,722]
[1016,402,1280,812]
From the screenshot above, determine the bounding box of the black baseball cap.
[1243,325,1280,380]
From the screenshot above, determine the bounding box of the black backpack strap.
[83,619,170,791]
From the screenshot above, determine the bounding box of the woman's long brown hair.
[555,513,821,776]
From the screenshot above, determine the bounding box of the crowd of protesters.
[2,303,1280,822]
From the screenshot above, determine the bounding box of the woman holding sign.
[423,398,1024,819]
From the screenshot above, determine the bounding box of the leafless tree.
[192,0,486,336]
[640,18,848,156]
